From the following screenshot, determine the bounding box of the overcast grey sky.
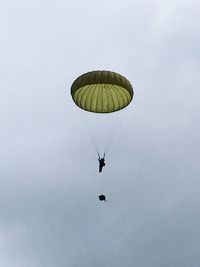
[0,0,200,266]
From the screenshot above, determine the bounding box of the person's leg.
[99,165,102,172]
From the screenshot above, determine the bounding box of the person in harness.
[98,153,106,173]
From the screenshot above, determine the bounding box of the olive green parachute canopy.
[71,70,134,113]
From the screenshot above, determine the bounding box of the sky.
[0,0,200,266]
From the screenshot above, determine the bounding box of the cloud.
[0,0,200,266]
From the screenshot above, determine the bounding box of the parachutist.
[98,195,106,201]
[98,156,105,173]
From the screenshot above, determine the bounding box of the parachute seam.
[113,87,121,111]
[106,84,113,112]
[96,84,101,112]
[89,84,97,111]
[80,86,91,110]
[77,87,85,108]
[84,86,92,111]
[115,86,127,107]
[104,84,110,112]
[109,86,117,112]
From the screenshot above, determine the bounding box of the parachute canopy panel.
[71,70,134,113]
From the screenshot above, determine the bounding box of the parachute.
[71,70,134,200]
[71,70,134,156]
[71,70,134,113]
